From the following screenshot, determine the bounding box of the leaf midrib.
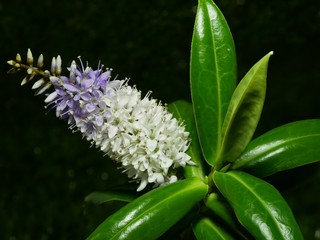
[222,59,265,147]
[228,172,287,240]
[239,132,320,166]
[204,1,222,155]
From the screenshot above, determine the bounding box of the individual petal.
[146,139,157,152]
[80,92,91,101]
[86,103,96,112]
[108,125,118,138]
[136,178,148,192]
[63,83,79,92]
[82,77,94,89]
[95,116,104,126]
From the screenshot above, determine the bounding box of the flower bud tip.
[27,48,33,65]
[16,53,21,63]
[7,60,15,66]
[37,54,44,68]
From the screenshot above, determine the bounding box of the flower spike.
[8,50,194,191]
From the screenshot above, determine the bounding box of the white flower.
[93,80,193,191]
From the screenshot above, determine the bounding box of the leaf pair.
[188,0,318,239]
[190,0,273,170]
[190,0,237,166]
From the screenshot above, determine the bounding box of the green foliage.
[213,171,303,239]
[86,0,320,239]
[86,178,208,240]
[216,52,272,170]
[204,193,246,238]
[190,0,237,166]
[193,217,235,240]
[168,100,205,179]
[231,119,320,177]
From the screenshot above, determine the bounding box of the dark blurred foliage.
[0,0,319,239]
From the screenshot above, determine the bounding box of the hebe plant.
[8,0,320,239]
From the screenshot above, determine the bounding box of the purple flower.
[45,59,112,140]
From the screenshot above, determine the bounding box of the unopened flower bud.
[27,48,33,65]
[37,54,44,68]
[56,55,62,75]
[35,81,52,95]
[51,57,56,75]
[7,60,16,66]
[16,53,22,63]
[32,78,46,89]
[27,67,33,75]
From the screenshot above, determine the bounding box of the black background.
[0,0,319,239]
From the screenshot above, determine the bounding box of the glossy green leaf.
[86,177,208,240]
[168,100,205,179]
[231,119,320,177]
[216,52,273,170]
[84,191,136,205]
[205,193,248,239]
[190,0,237,166]
[193,217,235,240]
[213,170,303,240]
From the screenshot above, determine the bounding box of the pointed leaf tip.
[231,119,320,177]
[216,52,272,169]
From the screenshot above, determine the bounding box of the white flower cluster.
[94,80,193,191]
